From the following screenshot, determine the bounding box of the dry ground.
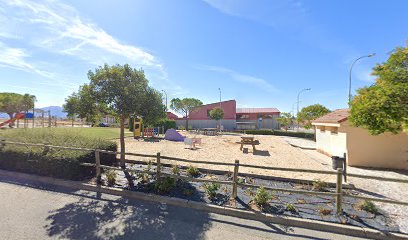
[120,131,408,233]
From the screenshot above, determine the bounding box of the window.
[237,114,249,119]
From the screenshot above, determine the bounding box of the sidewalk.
[0,175,366,240]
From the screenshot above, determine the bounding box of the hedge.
[0,128,117,180]
[156,119,176,132]
[244,129,314,139]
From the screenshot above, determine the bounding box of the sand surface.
[119,131,408,232]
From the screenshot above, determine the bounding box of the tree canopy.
[297,104,331,129]
[67,64,165,186]
[0,92,36,119]
[276,112,294,131]
[170,97,202,130]
[350,44,408,135]
[209,107,224,121]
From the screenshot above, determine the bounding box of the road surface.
[0,177,367,240]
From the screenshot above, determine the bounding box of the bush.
[187,165,200,177]
[253,186,272,207]
[244,129,314,139]
[245,130,274,135]
[0,128,117,180]
[155,177,176,194]
[358,200,378,214]
[156,119,176,132]
[105,170,117,186]
[286,203,297,213]
[172,165,180,175]
[203,182,220,200]
[312,179,327,191]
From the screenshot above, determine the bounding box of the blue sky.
[0,0,406,113]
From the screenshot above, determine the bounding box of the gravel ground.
[119,131,408,233]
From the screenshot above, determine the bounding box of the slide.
[0,113,25,128]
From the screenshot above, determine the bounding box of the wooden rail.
[2,140,408,214]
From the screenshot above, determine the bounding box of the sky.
[0,0,407,113]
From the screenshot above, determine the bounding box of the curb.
[0,169,406,240]
[288,143,316,150]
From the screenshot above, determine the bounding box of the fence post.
[95,150,101,185]
[336,168,343,214]
[156,152,161,180]
[0,139,5,151]
[232,160,240,199]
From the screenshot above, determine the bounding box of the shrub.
[187,165,200,177]
[286,203,297,213]
[155,119,176,132]
[312,179,327,191]
[0,128,117,180]
[155,177,176,194]
[203,182,220,200]
[244,129,314,139]
[172,165,180,175]
[358,200,378,214]
[245,130,274,135]
[182,188,194,196]
[253,186,272,207]
[318,207,331,215]
[105,170,117,186]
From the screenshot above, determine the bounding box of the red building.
[166,112,178,120]
[173,99,280,130]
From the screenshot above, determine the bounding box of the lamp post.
[218,88,222,130]
[348,53,375,104]
[297,88,311,131]
[161,90,168,111]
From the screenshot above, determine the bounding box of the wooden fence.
[1,140,408,214]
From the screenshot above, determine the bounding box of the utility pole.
[161,90,168,111]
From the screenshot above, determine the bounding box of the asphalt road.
[0,177,367,240]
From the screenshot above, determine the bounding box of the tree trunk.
[71,118,74,127]
[120,116,134,187]
[7,113,14,127]
[185,113,188,131]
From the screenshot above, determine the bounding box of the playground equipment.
[133,117,163,139]
[0,109,54,128]
[0,113,25,128]
[133,118,143,138]
[164,128,186,142]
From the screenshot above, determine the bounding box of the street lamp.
[218,88,222,129]
[348,53,375,104]
[297,88,311,131]
[161,90,168,111]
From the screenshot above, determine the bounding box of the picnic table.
[202,128,218,136]
[238,136,260,151]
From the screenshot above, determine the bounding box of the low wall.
[175,119,236,130]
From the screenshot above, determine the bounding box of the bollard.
[232,160,240,199]
[336,168,343,214]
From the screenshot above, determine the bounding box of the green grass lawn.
[0,127,133,140]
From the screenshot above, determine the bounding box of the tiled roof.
[236,108,280,114]
[312,109,349,124]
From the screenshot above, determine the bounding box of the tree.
[170,98,203,130]
[0,92,36,126]
[277,112,294,131]
[297,104,330,129]
[209,107,224,129]
[350,44,408,135]
[63,92,79,126]
[87,64,165,185]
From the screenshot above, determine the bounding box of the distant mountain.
[0,106,66,119]
[40,106,67,118]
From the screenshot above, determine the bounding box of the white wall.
[315,125,347,157]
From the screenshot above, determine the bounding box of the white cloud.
[0,41,53,78]
[196,65,277,92]
[203,0,307,29]
[0,0,173,90]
